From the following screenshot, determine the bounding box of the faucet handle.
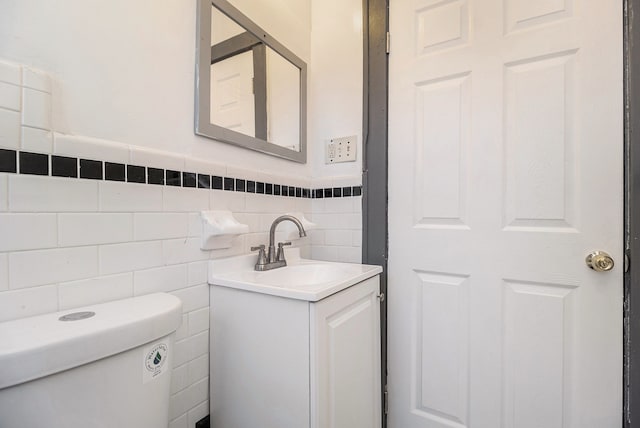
[276,242,291,262]
[251,245,267,265]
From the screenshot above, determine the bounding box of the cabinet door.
[311,276,381,428]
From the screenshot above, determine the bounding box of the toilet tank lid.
[0,293,182,389]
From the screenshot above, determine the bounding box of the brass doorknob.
[585,251,615,272]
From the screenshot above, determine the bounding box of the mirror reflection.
[196,0,307,162]
[210,7,300,151]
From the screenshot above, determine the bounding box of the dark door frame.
[364,1,640,426]
[362,0,389,425]
[625,0,640,425]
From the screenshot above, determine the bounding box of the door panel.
[312,277,382,428]
[210,50,255,137]
[414,271,469,426]
[388,0,623,427]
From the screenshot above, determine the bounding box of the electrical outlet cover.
[325,135,357,164]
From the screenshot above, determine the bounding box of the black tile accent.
[183,172,197,188]
[5,147,360,200]
[127,165,145,183]
[148,167,164,185]
[212,175,223,190]
[198,174,211,189]
[20,152,48,176]
[51,155,78,178]
[223,177,234,191]
[105,162,125,181]
[166,170,181,187]
[0,149,17,173]
[80,159,102,180]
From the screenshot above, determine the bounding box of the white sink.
[208,248,382,301]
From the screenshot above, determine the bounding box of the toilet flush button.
[58,311,96,321]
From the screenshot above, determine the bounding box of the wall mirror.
[195,0,307,163]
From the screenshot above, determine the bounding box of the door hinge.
[384,385,389,415]
[386,32,390,54]
[377,292,385,302]
[625,253,630,273]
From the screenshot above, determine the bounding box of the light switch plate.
[325,136,357,164]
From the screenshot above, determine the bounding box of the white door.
[210,50,256,137]
[388,0,623,427]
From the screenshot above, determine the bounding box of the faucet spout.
[267,215,306,263]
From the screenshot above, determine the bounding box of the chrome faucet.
[251,215,307,271]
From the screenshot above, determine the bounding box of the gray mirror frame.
[195,0,308,163]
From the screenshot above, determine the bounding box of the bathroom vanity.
[208,250,382,428]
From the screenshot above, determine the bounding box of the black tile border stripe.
[19,151,48,176]
[0,149,361,199]
[0,149,17,173]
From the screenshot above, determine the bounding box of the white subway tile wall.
[0,61,21,86]
[10,175,99,212]
[0,175,7,211]
[0,213,57,251]
[310,177,363,263]
[9,246,98,289]
[22,67,52,93]
[0,109,20,149]
[0,82,21,111]
[58,273,134,310]
[0,253,8,291]
[0,62,22,153]
[99,240,164,275]
[0,60,362,426]
[0,284,58,321]
[134,212,189,241]
[129,146,185,171]
[21,127,52,153]
[21,88,51,130]
[54,134,131,164]
[58,213,133,246]
[99,181,164,212]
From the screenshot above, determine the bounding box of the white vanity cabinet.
[209,274,381,428]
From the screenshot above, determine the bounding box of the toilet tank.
[0,293,182,428]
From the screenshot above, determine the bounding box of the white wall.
[0,58,318,428]
[309,0,364,178]
[0,0,311,176]
[0,0,364,426]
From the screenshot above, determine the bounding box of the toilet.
[0,293,182,428]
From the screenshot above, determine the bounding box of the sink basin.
[208,249,382,301]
